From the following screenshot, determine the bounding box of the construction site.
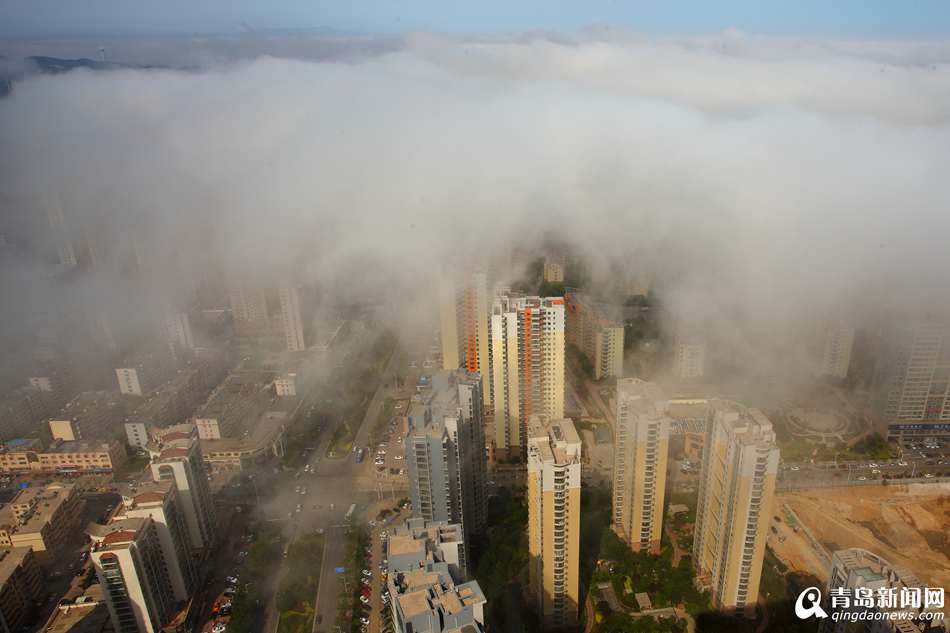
[769,482,950,591]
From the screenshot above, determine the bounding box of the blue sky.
[1,0,950,38]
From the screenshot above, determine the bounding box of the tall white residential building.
[527,416,582,630]
[693,400,780,615]
[612,379,671,555]
[672,337,706,379]
[488,294,566,456]
[147,427,215,551]
[116,481,198,601]
[439,271,492,408]
[89,517,177,633]
[278,284,308,352]
[872,321,950,431]
[405,370,487,571]
[821,327,854,379]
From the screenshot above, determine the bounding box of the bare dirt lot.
[772,483,950,589]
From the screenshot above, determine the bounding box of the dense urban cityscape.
[0,4,949,633]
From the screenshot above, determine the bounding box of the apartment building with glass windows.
[693,400,779,616]
[489,295,565,457]
[405,370,488,572]
[526,416,581,630]
[611,379,671,555]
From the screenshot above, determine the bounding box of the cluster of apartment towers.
[411,272,782,631]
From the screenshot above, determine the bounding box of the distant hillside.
[0,55,161,98]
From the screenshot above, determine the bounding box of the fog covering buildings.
[2,32,950,436]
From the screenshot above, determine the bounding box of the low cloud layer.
[2,31,950,386]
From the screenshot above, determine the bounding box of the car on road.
[212,622,227,633]
[394,455,403,460]
[871,469,881,474]
[789,465,800,471]
[924,473,935,478]
[225,576,238,585]
[295,504,302,513]
[857,476,867,481]
[868,463,879,468]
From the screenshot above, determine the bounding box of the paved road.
[307,341,406,633]
[778,457,950,490]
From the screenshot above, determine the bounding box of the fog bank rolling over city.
[2,32,950,387]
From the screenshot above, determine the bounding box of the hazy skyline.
[3,29,950,397]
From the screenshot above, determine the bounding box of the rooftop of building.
[89,517,147,550]
[0,482,75,532]
[617,378,669,417]
[49,391,128,424]
[0,546,34,586]
[408,370,478,437]
[0,437,44,452]
[527,416,581,465]
[707,399,777,447]
[46,439,115,454]
[119,480,173,510]
[834,548,921,589]
[127,369,198,420]
[201,410,287,454]
[42,584,111,633]
[392,565,486,624]
[195,371,295,437]
[491,293,565,314]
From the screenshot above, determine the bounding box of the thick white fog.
[2,31,950,384]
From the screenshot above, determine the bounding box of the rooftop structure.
[193,370,294,440]
[821,548,944,633]
[386,518,486,633]
[40,583,112,633]
[0,482,83,561]
[48,391,129,443]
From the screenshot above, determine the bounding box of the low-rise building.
[0,483,83,562]
[39,583,112,633]
[0,546,43,633]
[47,391,129,443]
[0,438,126,475]
[35,440,127,474]
[200,411,286,472]
[821,548,945,633]
[124,359,227,447]
[115,344,176,397]
[0,387,52,442]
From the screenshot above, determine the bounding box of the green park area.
[277,532,326,633]
[228,524,285,633]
